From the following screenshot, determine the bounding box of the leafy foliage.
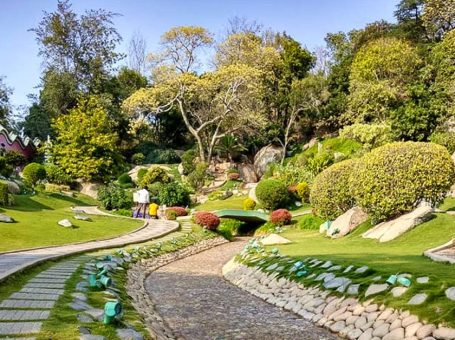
[270,209,292,225]
[97,184,133,211]
[186,162,208,191]
[139,166,171,189]
[158,182,190,206]
[22,163,46,188]
[429,131,455,154]
[310,159,358,220]
[0,182,11,206]
[45,163,73,185]
[145,149,181,164]
[181,149,197,175]
[166,206,188,216]
[353,142,455,222]
[256,179,289,210]
[243,198,256,210]
[296,182,310,202]
[340,123,393,149]
[194,211,220,230]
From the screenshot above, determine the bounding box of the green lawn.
[194,195,248,211]
[0,192,142,252]
[268,213,455,326]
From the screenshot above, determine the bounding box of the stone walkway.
[145,239,336,339]
[0,258,84,338]
[0,219,179,282]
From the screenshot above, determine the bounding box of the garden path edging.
[223,260,455,340]
[126,237,229,340]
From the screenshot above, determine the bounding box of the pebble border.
[223,260,455,340]
[126,237,229,340]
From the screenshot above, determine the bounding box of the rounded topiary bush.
[22,163,46,188]
[140,166,171,188]
[296,182,310,202]
[243,198,256,210]
[255,179,289,210]
[158,182,190,206]
[310,159,358,220]
[166,206,188,217]
[194,211,220,230]
[270,209,292,225]
[354,142,455,222]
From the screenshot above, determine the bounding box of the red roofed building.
[0,125,40,159]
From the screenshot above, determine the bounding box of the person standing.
[135,187,150,218]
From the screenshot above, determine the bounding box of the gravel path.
[145,239,337,340]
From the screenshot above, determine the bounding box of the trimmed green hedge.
[256,179,289,210]
[353,142,455,222]
[310,159,358,220]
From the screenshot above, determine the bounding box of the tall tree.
[422,0,455,40]
[128,31,147,74]
[30,0,123,92]
[0,76,12,127]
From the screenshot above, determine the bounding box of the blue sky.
[0,0,397,109]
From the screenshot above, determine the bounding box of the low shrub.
[114,209,132,217]
[310,159,358,220]
[131,152,145,165]
[298,214,325,230]
[306,150,335,175]
[118,173,133,185]
[0,157,13,178]
[146,149,181,164]
[139,166,171,188]
[158,182,190,206]
[0,182,10,206]
[270,209,292,225]
[218,218,242,237]
[137,168,147,184]
[0,180,20,194]
[187,162,208,191]
[254,221,280,236]
[354,142,455,222]
[296,182,310,202]
[45,163,73,185]
[243,198,256,210]
[256,179,289,210]
[165,209,178,220]
[194,211,220,230]
[147,182,163,199]
[340,123,393,150]
[22,163,46,188]
[264,162,314,187]
[166,206,188,216]
[44,183,70,193]
[429,131,455,154]
[97,184,133,211]
[181,149,197,175]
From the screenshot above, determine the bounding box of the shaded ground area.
[145,239,336,340]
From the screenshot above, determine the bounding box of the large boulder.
[253,145,283,178]
[1,180,20,194]
[238,163,258,183]
[363,206,433,242]
[79,182,101,200]
[327,207,368,238]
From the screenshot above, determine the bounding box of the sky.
[0,0,397,110]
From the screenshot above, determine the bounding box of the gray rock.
[74,214,91,221]
[365,283,388,297]
[347,284,360,295]
[417,276,429,284]
[80,335,106,340]
[445,287,455,301]
[321,261,333,268]
[116,328,144,340]
[253,145,283,178]
[0,213,13,223]
[58,219,72,228]
[432,327,455,340]
[328,265,342,271]
[372,276,382,281]
[85,308,104,321]
[407,293,427,305]
[391,286,408,297]
[324,277,351,290]
[77,313,94,323]
[343,265,354,273]
[266,263,278,271]
[355,266,369,274]
[76,281,88,292]
[71,293,87,301]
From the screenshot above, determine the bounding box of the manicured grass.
[0,192,142,252]
[194,195,248,211]
[270,213,455,326]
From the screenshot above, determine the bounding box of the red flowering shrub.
[227,172,240,180]
[270,209,292,225]
[194,211,220,230]
[166,206,188,217]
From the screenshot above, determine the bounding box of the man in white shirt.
[134,188,150,218]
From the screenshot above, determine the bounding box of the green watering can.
[98,275,112,288]
[296,270,308,277]
[103,300,122,324]
[397,276,411,287]
[386,274,398,285]
[97,267,109,277]
[88,274,98,288]
[96,262,106,270]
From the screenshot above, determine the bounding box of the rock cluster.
[126,237,228,339]
[223,261,455,340]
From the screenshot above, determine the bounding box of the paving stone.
[407,293,427,305]
[365,284,388,297]
[445,287,455,301]
[0,310,50,321]
[324,277,351,289]
[347,284,360,295]
[327,265,342,271]
[80,335,106,340]
[19,288,65,295]
[71,293,87,301]
[24,283,66,289]
[391,286,408,297]
[0,321,42,335]
[9,293,60,301]
[0,300,55,309]
[77,313,94,323]
[416,276,429,284]
[343,265,354,273]
[355,266,369,274]
[116,328,144,340]
[321,261,333,268]
[28,278,67,284]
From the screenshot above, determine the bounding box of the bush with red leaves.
[166,206,188,217]
[270,209,292,225]
[227,172,240,180]
[194,211,220,230]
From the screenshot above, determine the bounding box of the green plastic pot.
[97,268,109,277]
[386,275,398,285]
[88,274,98,288]
[103,300,122,324]
[397,277,411,287]
[98,275,112,288]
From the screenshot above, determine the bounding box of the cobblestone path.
[145,239,337,340]
[0,258,83,338]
